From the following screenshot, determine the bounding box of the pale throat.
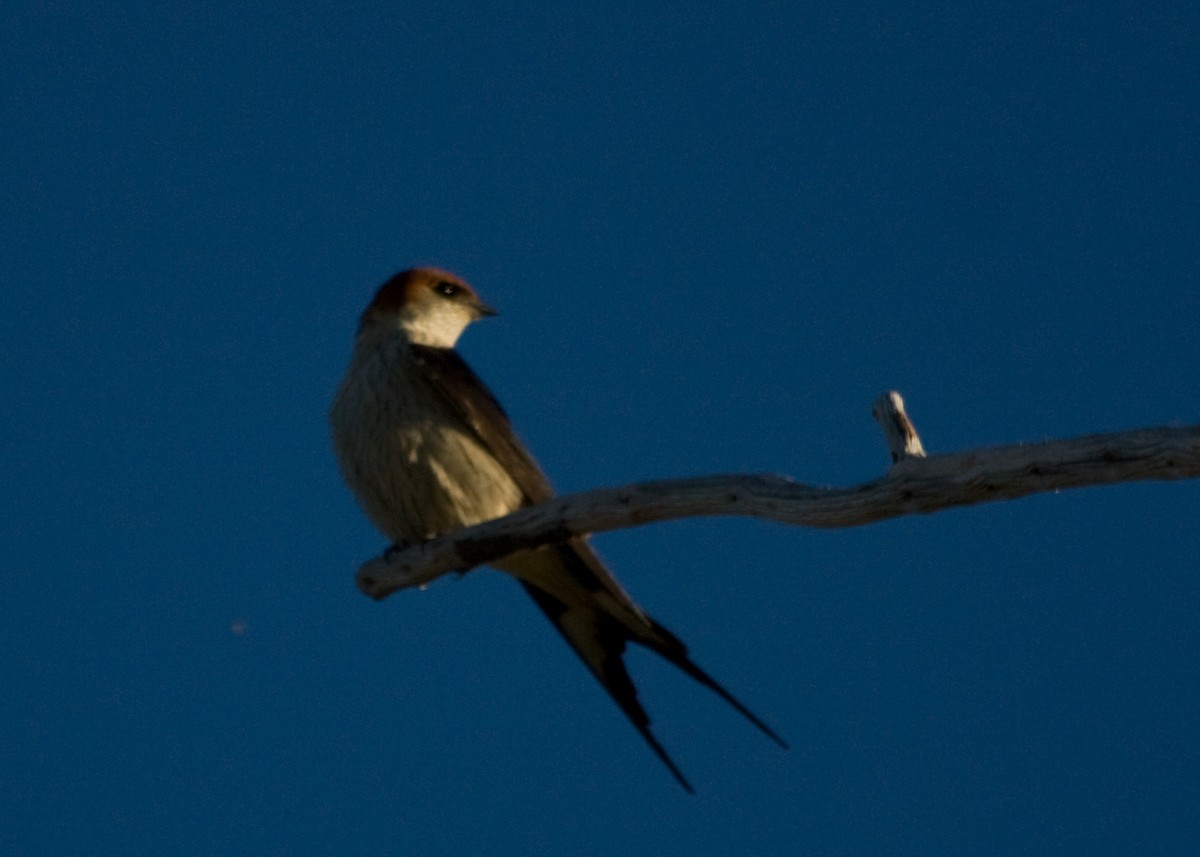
[396,307,471,348]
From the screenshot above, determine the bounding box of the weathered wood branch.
[356,392,1200,600]
[872,391,927,462]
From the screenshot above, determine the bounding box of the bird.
[329,267,786,791]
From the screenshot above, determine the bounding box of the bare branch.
[356,394,1200,600]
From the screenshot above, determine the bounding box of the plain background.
[3,2,1198,854]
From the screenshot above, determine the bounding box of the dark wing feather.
[408,344,554,503]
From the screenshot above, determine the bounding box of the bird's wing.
[408,344,556,503]
[408,344,660,614]
[407,344,647,610]
[409,344,785,789]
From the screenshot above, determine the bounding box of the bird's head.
[359,267,498,348]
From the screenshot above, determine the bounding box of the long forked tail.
[643,615,789,751]
[519,580,786,793]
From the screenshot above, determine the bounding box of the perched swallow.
[329,267,785,791]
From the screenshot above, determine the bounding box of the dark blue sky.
[4,2,1199,854]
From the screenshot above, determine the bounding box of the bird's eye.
[435,281,459,298]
